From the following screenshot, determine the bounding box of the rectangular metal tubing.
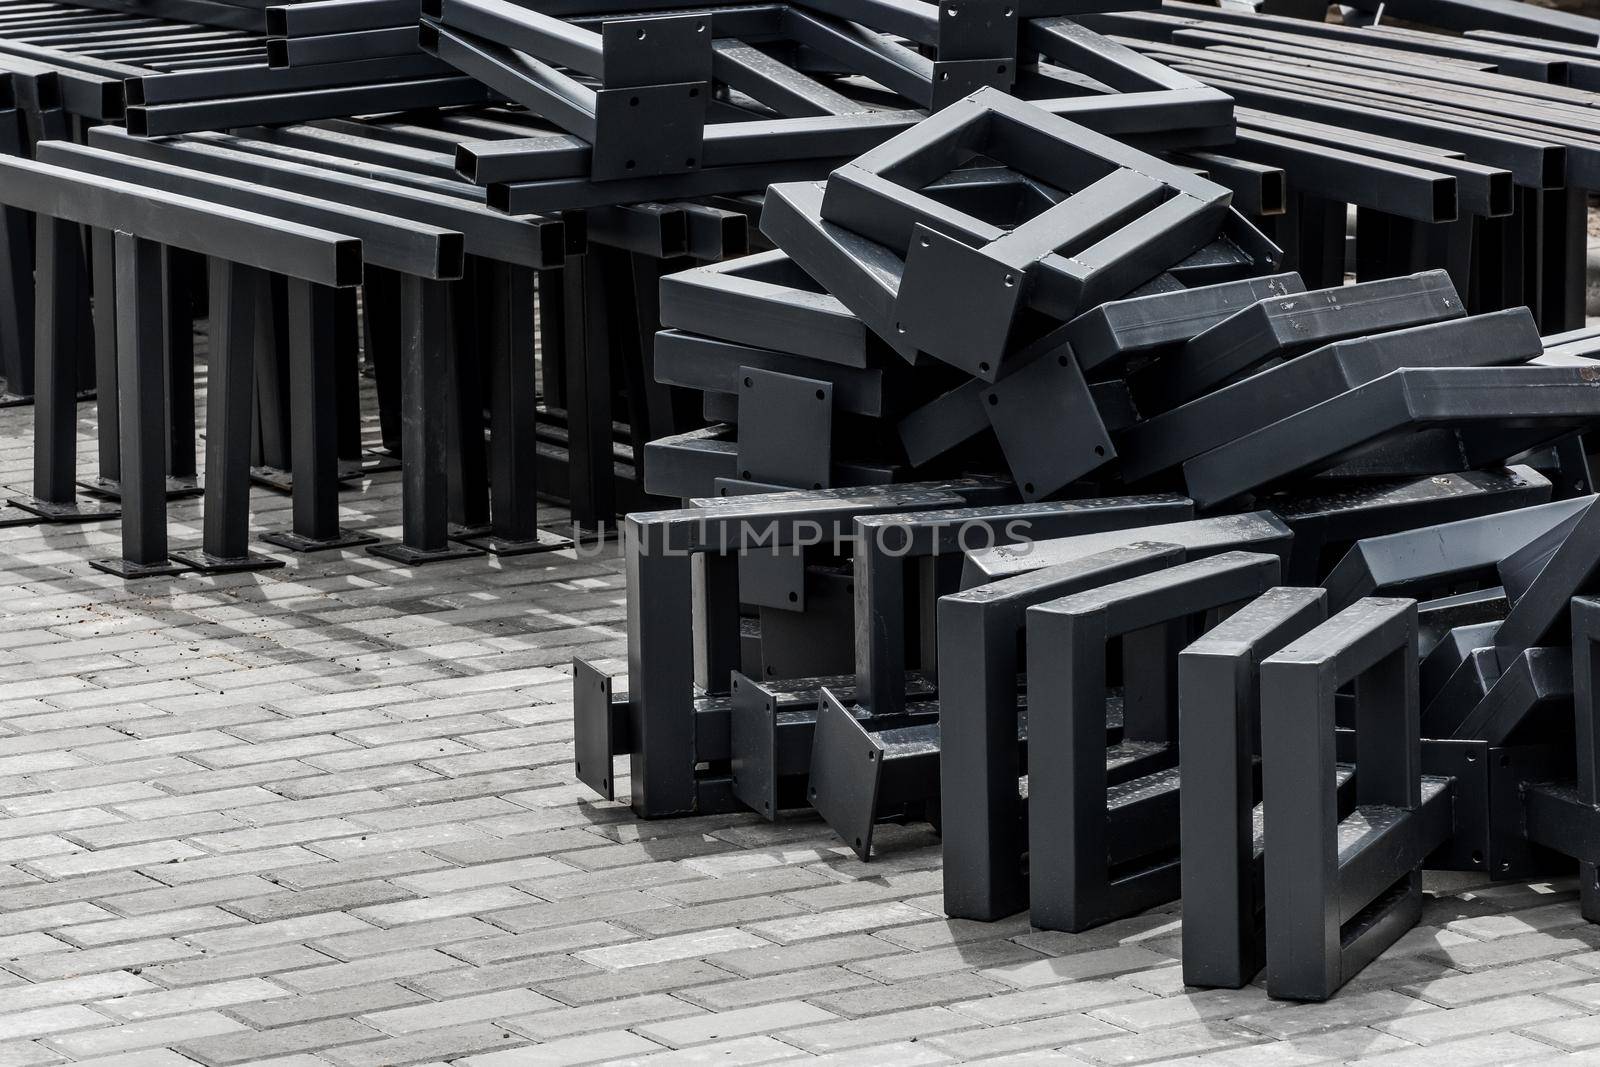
[853,496,1194,716]
[1261,597,1434,1002]
[658,251,879,368]
[0,154,358,287]
[126,76,498,137]
[964,511,1293,585]
[1182,367,1600,509]
[939,542,1187,921]
[1348,0,1600,46]
[86,128,567,270]
[114,233,169,570]
[1026,551,1282,932]
[1178,586,1328,988]
[457,88,1232,187]
[421,19,594,133]
[267,0,414,36]
[269,26,419,67]
[654,332,884,416]
[1066,272,1304,373]
[36,141,462,280]
[617,480,1013,816]
[238,124,461,182]
[128,54,450,105]
[1178,70,1561,189]
[1118,309,1541,484]
[1131,271,1465,414]
[1234,110,1512,219]
[1228,129,1455,224]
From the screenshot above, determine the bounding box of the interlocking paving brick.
[41,1012,248,1059]
[318,1020,530,1067]
[93,976,291,1020]
[1400,958,1595,1007]
[227,981,427,1028]
[540,959,733,1006]
[980,945,1175,989]
[927,1013,1127,1059]
[636,1000,838,1047]
[173,1018,382,1066]
[575,927,769,970]
[3,392,1600,1066]
[508,992,706,1040]
[137,944,332,987]
[362,986,556,1035]
[1348,1031,1561,1065]
[777,1005,970,1053]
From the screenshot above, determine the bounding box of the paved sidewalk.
[0,366,1598,1065]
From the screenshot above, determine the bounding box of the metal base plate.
[77,475,204,501]
[574,659,618,801]
[260,528,380,553]
[0,391,32,408]
[88,556,191,579]
[453,528,574,556]
[807,689,884,861]
[361,450,402,475]
[168,548,286,575]
[250,464,364,493]
[0,505,41,528]
[9,495,120,523]
[366,541,485,565]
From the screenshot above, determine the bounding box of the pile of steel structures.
[6,0,1600,1004]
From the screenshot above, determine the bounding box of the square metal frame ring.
[816,86,1231,379]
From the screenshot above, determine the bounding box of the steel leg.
[260,278,375,553]
[91,233,184,577]
[369,275,481,565]
[172,260,282,575]
[363,266,402,458]
[10,215,117,524]
[457,260,569,556]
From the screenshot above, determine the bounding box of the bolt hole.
[696,20,705,31]
[1023,482,1034,494]
[854,837,862,849]
[741,470,751,479]
[787,591,798,603]
[743,376,753,387]
[997,64,1007,74]
[1058,355,1068,366]
[629,96,640,106]
[636,28,646,39]
[1471,850,1483,865]
[689,87,700,97]
[987,394,998,406]
[978,361,990,373]
[867,751,875,761]
[1003,274,1016,287]
[809,787,817,798]
[625,160,636,170]
[919,236,930,248]
[685,157,696,167]
[815,389,825,400]
[1499,754,1511,767]
[940,71,950,81]
[895,322,906,334]
[946,5,957,13]
[811,483,821,490]
[1094,445,1105,457]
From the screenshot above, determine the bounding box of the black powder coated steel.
[1259,597,1453,1002]
[1026,550,1282,932]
